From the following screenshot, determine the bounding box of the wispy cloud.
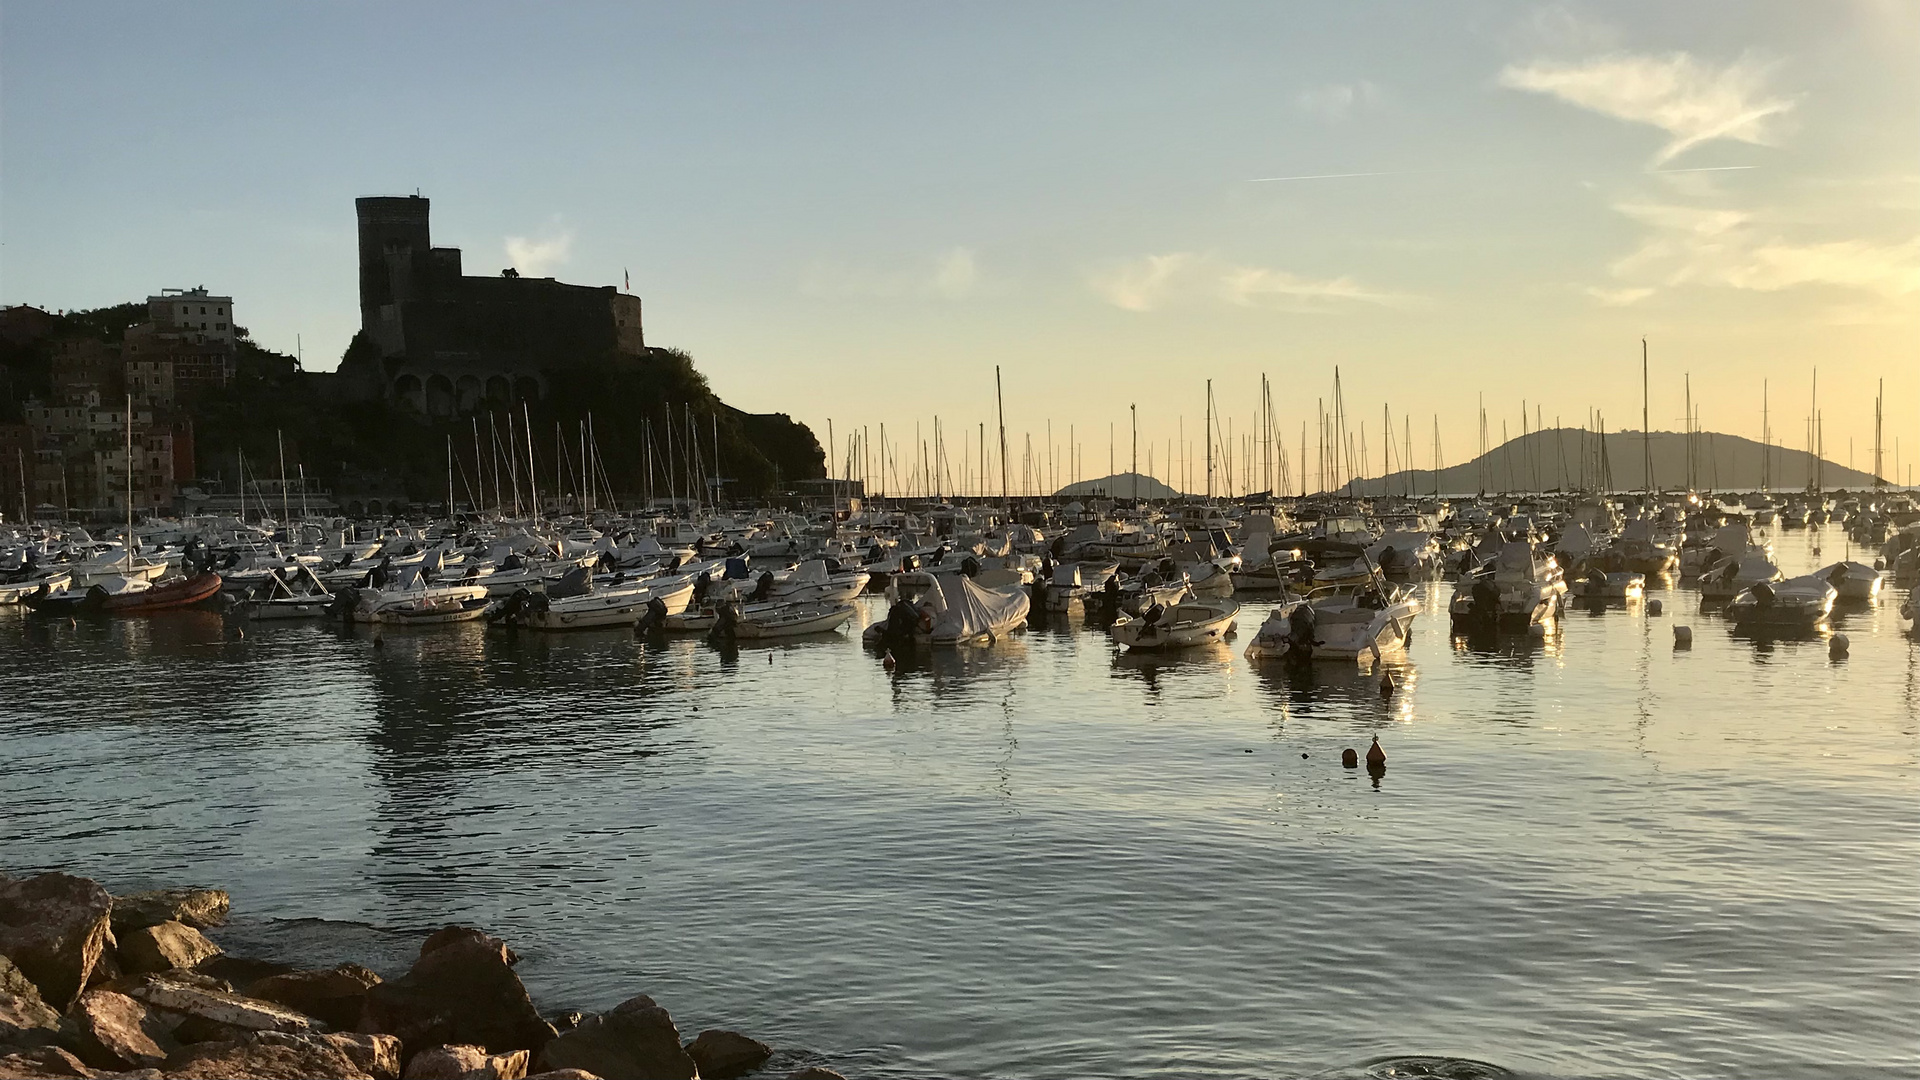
[1295,80,1383,122]
[1090,253,1418,313]
[1583,285,1654,306]
[1499,52,1796,165]
[1602,202,1920,300]
[800,246,982,301]
[505,231,572,276]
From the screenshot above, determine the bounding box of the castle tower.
[355,195,432,356]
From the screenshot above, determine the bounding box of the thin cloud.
[800,247,982,301]
[1606,202,1920,299]
[1295,81,1383,122]
[505,232,572,276]
[1499,52,1796,165]
[1090,253,1419,313]
[1583,285,1654,306]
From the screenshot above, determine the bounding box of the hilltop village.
[0,195,825,523]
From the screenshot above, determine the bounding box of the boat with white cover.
[1246,583,1421,663]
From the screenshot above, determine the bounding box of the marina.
[2,499,1916,1079]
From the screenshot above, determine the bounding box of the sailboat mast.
[1642,339,1653,495]
[994,366,1010,508]
[277,430,290,532]
[124,394,134,570]
[523,402,539,522]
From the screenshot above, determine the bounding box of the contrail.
[1651,165,1758,173]
[1248,171,1397,182]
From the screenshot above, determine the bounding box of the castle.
[342,195,646,414]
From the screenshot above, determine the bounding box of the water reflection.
[1249,655,1417,726]
[1107,641,1234,700]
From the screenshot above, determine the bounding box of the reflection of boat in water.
[1111,598,1239,651]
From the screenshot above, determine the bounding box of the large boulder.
[114,923,220,977]
[358,929,553,1061]
[244,964,382,1032]
[685,1030,771,1080]
[251,1032,402,1080]
[0,874,115,1011]
[119,973,317,1043]
[402,1043,529,1080]
[160,1030,376,1080]
[108,891,229,933]
[0,958,61,1047]
[69,991,176,1071]
[532,996,695,1080]
[0,1046,94,1079]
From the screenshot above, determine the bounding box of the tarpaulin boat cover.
[923,575,1029,641]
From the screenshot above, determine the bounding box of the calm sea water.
[2,525,1916,1080]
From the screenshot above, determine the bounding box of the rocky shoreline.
[1,872,840,1080]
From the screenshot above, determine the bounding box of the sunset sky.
[4,1,1915,491]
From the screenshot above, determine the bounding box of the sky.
[3,0,1916,493]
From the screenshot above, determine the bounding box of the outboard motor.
[707,602,740,645]
[883,597,920,645]
[636,596,670,634]
[329,587,360,621]
[750,571,775,602]
[1285,603,1318,663]
[960,555,980,578]
[1471,578,1500,625]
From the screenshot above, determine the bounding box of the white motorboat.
[729,601,857,639]
[1246,585,1421,663]
[1111,598,1240,651]
[1567,569,1645,600]
[1726,574,1836,630]
[238,567,334,620]
[0,569,73,605]
[1813,561,1883,602]
[1448,541,1565,631]
[1699,551,1783,600]
[341,571,492,624]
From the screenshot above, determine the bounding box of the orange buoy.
[883,649,897,671]
[1341,748,1358,768]
[1365,736,1386,768]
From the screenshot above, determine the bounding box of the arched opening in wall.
[514,376,541,402]
[393,374,424,412]
[485,375,511,403]
[346,500,365,517]
[366,500,384,516]
[456,375,483,413]
[426,374,455,417]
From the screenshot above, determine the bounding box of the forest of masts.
[819,361,1902,505]
[207,363,1901,520]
